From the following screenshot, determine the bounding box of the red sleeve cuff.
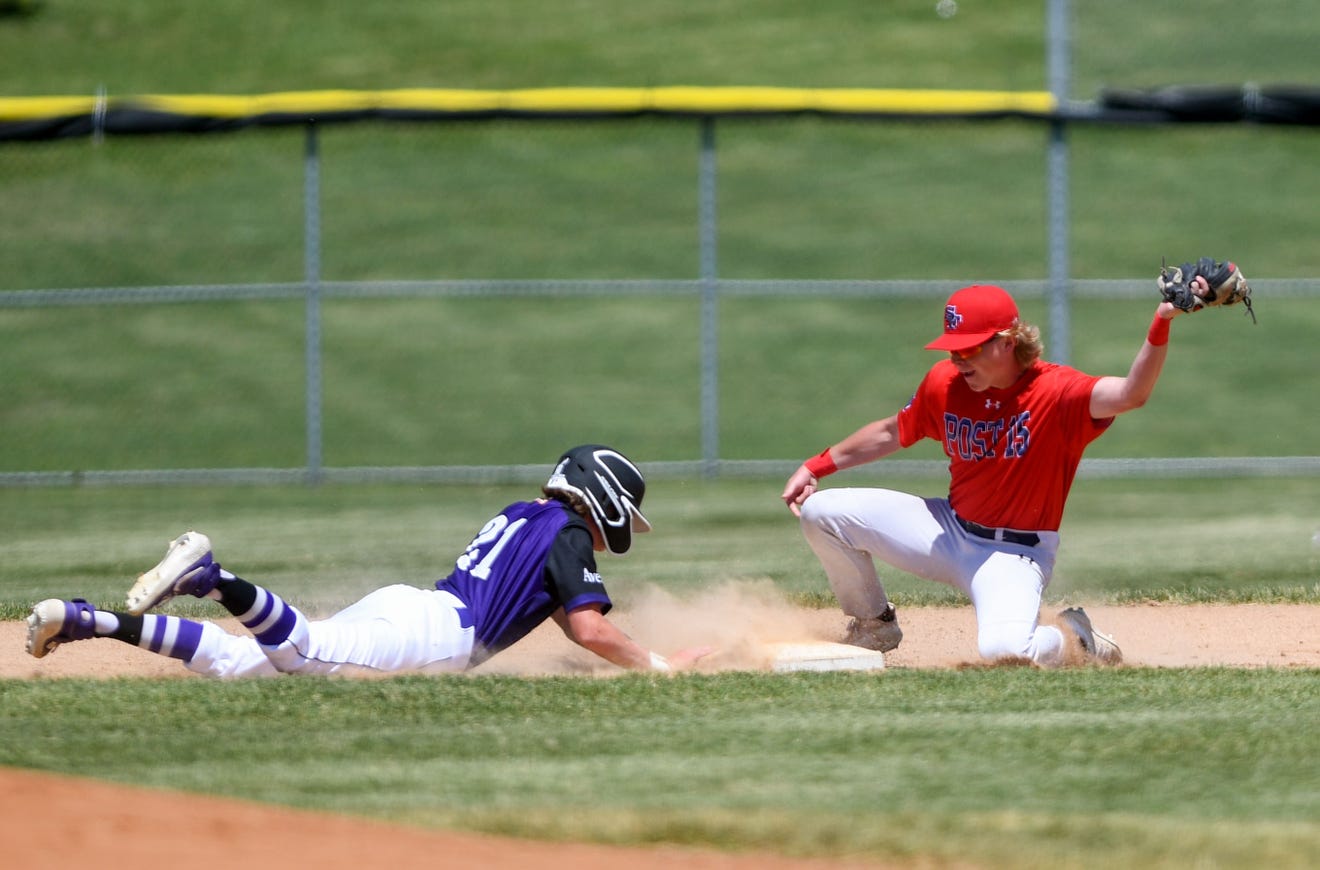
[804,447,838,478]
[1147,313,1171,346]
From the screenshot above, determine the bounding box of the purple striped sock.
[240,587,297,646]
[139,615,204,662]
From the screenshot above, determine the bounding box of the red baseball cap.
[924,284,1019,352]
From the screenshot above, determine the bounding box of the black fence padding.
[1100,84,1320,125]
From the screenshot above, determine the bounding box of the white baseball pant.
[185,585,475,678]
[799,487,1068,666]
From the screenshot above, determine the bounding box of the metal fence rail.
[5,456,1319,490]
[6,277,1320,309]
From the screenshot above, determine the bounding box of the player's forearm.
[820,416,903,472]
[1092,309,1174,418]
[581,634,672,672]
[1121,343,1167,410]
[1122,309,1178,407]
[783,417,902,514]
[563,608,671,671]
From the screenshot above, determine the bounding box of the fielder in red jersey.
[781,283,1201,666]
[899,357,1108,533]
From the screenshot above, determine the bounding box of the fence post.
[304,123,324,484]
[1046,0,1072,365]
[698,117,719,477]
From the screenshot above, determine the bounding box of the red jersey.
[896,359,1112,531]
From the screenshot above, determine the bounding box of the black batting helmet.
[543,444,651,555]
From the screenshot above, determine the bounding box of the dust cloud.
[469,580,833,676]
[624,580,832,672]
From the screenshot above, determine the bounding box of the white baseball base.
[767,641,886,673]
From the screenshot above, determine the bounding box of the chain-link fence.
[3,95,1318,484]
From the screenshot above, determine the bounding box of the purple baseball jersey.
[436,499,612,665]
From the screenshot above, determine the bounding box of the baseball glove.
[1158,257,1256,323]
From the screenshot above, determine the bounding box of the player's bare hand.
[667,645,717,671]
[781,467,818,516]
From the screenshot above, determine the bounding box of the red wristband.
[804,447,838,478]
[1147,314,1171,347]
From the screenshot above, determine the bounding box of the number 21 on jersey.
[455,514,528,581]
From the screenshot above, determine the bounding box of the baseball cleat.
[125,531,220,616]
[843,603,903,652]
[1057,606,1123,665]
[26,598,97,659]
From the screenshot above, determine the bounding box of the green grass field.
[2,479,1318,869]
[3,669,1318,869]
[2,3,1318,868]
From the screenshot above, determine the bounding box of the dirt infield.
[4,600,1317,868]
[0,765,895,870]
[5,599,1319,679]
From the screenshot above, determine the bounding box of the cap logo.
[944,305,963,332]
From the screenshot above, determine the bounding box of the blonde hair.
[543,483,595,523]
[1004,320,1043,366]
